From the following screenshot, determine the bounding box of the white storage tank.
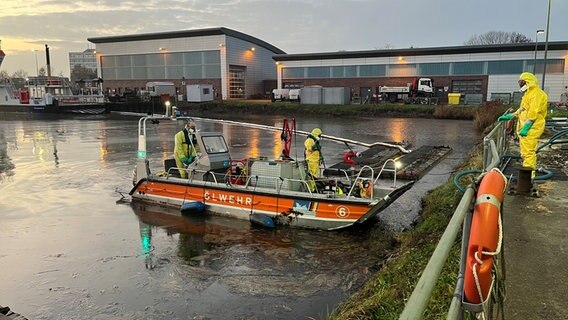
[300,86,323,104]
[323,87,351,105]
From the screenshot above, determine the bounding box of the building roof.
[273,41,568,61]
[88,27,285,54]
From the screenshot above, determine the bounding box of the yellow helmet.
[311,128,322,138]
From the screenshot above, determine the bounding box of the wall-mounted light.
[275,61,280,65]
[250,47,255,51]
[398,56,404,61]
[219,43,225,47]
[159,47,166,51]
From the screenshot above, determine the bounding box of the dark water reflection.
[0,113,476,319]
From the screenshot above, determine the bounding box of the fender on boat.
[463,169,507,304]
[249,213,276,229]
[181,201,205,214]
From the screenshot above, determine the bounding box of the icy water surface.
[0,113,476,319]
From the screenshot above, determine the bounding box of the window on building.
[283,67,304,78]
[132,55,146,67]
[146,54,165,67]
[203,51,220,64]
[488,60,524,74]
[185,52,202,65]
[526,59,565,74]
[345,65,357,77]
[204,65,221,78]
[166,66,183,79]
[419,63,450,76]
[453,61,485,75]
[359,64,386,77]
[186,65,202,79]
[165,53,183,66]
[452,80,482,94]
[116,67,131,79]
[389,64,417,76]
[101,56,115,68]
[331,66,344,78]
[307,67,330,78]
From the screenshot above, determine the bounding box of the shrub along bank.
[181,101,479,120]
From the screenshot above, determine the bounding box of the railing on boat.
[166,165,392,201]
[54,94,106,105]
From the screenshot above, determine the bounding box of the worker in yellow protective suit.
[304,128,323,191]
[174,119,198,178]
[498,72,547,172]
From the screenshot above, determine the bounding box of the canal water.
[0,112,476,319]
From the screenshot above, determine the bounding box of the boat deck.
[324,145,452,180]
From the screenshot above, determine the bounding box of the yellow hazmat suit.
[304,128,322,191]
[514,72,548,170]
[174,127,198,178]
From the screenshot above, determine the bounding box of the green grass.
[184,101,479,120]
[328,147,484,320]
[549,108,568,118]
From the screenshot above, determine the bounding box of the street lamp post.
[32,49,39,76]
[541,0,552,90]
[181,77,186,102]
[32,49,39,98]
[533,29,544,73]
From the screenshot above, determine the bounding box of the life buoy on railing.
[463,169,507,304]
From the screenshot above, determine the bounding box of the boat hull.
[130,177,414,230]
[0,103,108,114]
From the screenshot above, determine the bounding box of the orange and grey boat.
[130,116,414,230]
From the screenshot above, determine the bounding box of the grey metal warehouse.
[88,27,285,100]
[273,42,568,103]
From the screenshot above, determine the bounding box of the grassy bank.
[182,101,480,120]
[329,145,484,320]
[181,100,566,121]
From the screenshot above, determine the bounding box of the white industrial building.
[88,27,284,100]
[273,42,568,103]
[69,49,97,72]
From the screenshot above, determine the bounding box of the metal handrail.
[347,165,375,198]
[374,158,398,187]
[399,121,507,320]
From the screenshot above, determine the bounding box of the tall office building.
[69,49,97,73]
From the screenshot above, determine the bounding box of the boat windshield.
[202,136,229,154]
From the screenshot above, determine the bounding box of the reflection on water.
[0,129,16,181]
[131,202,394,300]
[0,113,476,319]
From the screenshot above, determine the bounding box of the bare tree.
[464,31,532,45]
[11,69,28,79]
[0,70,9,81]
[70,64,97,83]
[38,67,46,77]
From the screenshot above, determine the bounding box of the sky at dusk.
[1,0,567,77]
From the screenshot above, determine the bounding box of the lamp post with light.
[32,49,39,98]
[541,0,552,90]
[533,29,544,73]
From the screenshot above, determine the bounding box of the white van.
[288,89,301,101]
[271,89,290,101]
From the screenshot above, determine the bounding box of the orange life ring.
[463,169,506,304]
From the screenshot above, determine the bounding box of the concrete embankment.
[503,146,568,319]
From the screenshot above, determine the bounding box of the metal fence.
[399,121,508,320]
